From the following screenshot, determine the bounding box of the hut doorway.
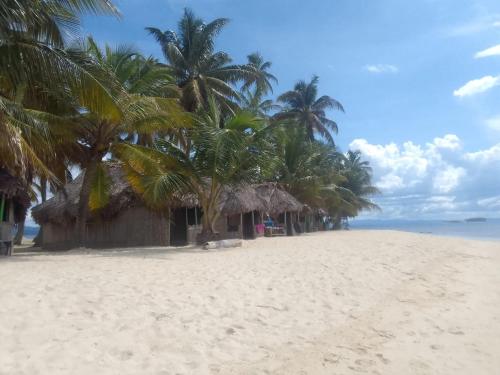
[170,208,187,246]
[242,212,255,239]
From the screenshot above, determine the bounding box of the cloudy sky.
[82,0,500,220]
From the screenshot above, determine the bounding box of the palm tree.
[331,150,380,226]
[69,40,190,245]
[238,88,280,118]
[242,52,278,95]
[0,0,121,180]
[275,75,344,144]
[146,8,254,113]
[269,126,345,208]
[116,99,272,242]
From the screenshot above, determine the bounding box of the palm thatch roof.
[0,169,31,223]
[254,183,303,214]
[32,163,137,225]
[218,184,267,215]
[32,164,303,225]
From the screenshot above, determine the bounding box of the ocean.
[350,218,500,242]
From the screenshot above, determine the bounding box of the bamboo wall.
[41,207,169,250]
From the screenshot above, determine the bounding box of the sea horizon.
[350,218,500,242]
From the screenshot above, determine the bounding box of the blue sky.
[80,0,500,219]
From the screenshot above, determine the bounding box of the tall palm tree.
[275,75,344,144]
[269,126,345,209]
[117,99,272,241]
[242,52,278,95]
[146,8,254,113]
[0,0,121,180]
[69,40,190,245]
[331,150,380,225]
[238,88,280,118]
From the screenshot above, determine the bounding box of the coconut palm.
[146,8,254,113]
[0,0,121,179]
[269,126,345,208]
[242,52,278,95]
[275,75,344,144]
[238,88,280,118]
[68,40,190,245]
[331,150,380,225]
[116,99,272,241]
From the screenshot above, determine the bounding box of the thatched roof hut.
[32,163,199,226]
[218,184,267,215]
[32,163,141,225]
[0,170,31,223]
[254,183,303,214]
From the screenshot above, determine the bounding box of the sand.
[0,230,499,375]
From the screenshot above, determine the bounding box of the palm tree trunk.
[33,178,47,247]
[13,217,25,245]
[76,161,97,247]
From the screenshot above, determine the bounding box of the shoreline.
[2,230,499,374]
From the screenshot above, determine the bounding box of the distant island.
[465,217,487,223]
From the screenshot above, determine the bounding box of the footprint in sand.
[323,352,341,364]
[448,328,465,335]
[376,353,390,364]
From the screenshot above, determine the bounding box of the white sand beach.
[1,230,499,375]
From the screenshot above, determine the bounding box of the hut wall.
[86,207,169,248]
[187,225,202,244]
[41,222,77,249]
[41,206,169,249]
[214,214,242,240]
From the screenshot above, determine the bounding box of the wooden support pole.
[0,194,5,222]
[252,211,255,238]
[240,213,243,238]
[194,206,198,226]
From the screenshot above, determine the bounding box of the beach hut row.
[0,170,31,255]
[32,163,305,250]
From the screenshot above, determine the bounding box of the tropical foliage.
[0,2,379,244]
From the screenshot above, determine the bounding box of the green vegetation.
[0,1,379,242]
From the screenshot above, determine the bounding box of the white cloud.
[453,75,500,97]
[433,166,466,193]
[475,44,500,59]
[464,144,500,163]
[364,64,399,74]
[445,15,500,36]
[485,116,500,131]
[477,195,500,208]
[349,135,500,219]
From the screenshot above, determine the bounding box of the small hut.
[254,183,304,236]
[216,184,268,240]
[0,170,30,255]
[32,163,170,250]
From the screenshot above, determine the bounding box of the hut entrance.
[170,208,187,246]
[242,212,255,239]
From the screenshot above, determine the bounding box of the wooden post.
[0,194,5,222]
[194,206,198,226]
[240,213,243,238]
[251,211,255,238]
[284,211,287,236]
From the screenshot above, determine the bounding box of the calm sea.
[350,218,500,242]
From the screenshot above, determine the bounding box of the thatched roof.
[0,170,31,223]
[32,164,303,225]
[254,183,303,214]
[32,163,137,225]
[218,184,267,215]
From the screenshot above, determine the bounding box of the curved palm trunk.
[76,161,97,247]
[33,178,47,247]
[196,185,223,243]
[13,218,25,245]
